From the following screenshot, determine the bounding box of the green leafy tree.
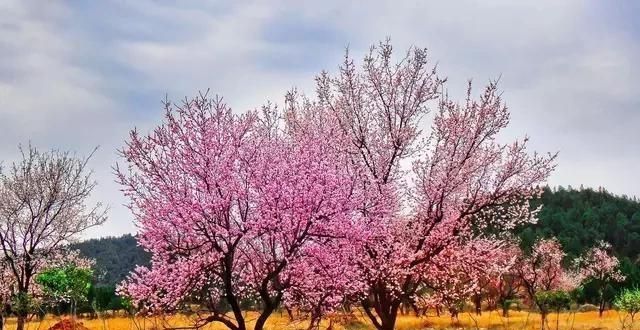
[92,286,123,315]
[614,288,640,323]
[535,290,572,330]
[35,265,93,317]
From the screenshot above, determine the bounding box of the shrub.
[536,290,572,314]
[614,288,640,322]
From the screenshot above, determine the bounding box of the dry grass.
[2,310,638,330]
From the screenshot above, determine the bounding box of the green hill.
[71,234,150,287]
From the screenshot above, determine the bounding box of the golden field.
[3,310,638,330]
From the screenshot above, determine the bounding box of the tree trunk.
[254,305,276,330]
[16,315,26,330]
[410,302,421,316]
[473,295,482,315]
[286,307,294,321]
[540,312,547,330]
[253,290,281,330]
[306,316,320,330]
[502,307,509,317]
[449,307,459,321]
[599,298,605,317]
[221,253,247,330]
[379,302,400,330]
[361,290,400,330]
[0,313,4,330]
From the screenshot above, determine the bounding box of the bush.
[614,288,640,321]
[535,290,572,314]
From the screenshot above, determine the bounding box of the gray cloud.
[0,0,637,237]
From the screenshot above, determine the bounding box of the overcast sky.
[1,1,638,238]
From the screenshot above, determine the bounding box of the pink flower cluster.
[575,241,625,284]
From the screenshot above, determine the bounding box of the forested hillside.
[519,186,640,299]
[72,234,150,287]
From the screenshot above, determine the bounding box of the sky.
[0,1,638,238]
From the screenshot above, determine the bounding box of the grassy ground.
[2,310,637,330]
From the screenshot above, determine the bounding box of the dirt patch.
[48,319,91,330]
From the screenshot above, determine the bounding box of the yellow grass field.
[3,310,638,330]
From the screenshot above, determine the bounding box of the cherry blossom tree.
[420,239,510,319]
[515,238,578,328]
[493,271,522,317]
[301,40,556,330]
[0,145,106,330]
[116,95,357,330]
[575,241,625,316]
[469,241,519,315]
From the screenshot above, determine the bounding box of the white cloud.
[0,1,638,237]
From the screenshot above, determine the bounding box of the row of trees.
[114,40,557,330]
[464,238,625,326]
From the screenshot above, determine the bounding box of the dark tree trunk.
[473,295,482,315]
[540,311,547,330]
[286,307,294,321]
[410,302,421,316]
[449,307,459,321]
[16,315,26,330]
[307,313,321,330]
[253,285,282,330]
[254,303,277,330]
[220,252,246,330]
[361,290,401,330]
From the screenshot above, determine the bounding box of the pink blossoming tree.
[116,96,357,330]
[421,239,512,319]
[304,40,556,330]
[575,241,625,316]
[469,241,519,315]
[283,241,364,329]
[515,238,579,327]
